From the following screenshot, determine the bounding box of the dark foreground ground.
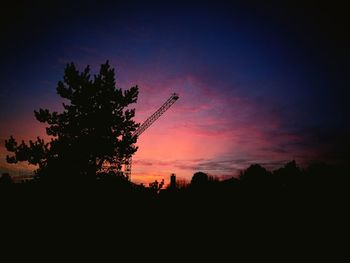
[1,166,349,259]
[1,175,348,227]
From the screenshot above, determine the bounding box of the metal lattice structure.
[124,93,179,179]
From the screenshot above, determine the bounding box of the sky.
[0,1,349,184]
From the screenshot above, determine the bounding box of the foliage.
[190,171,209,187]
[239,164,271,183]
[5,61,139,182]
[149,179,165,193]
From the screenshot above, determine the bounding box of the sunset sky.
[1,1,349,184]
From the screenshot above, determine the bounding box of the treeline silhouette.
[1,160,348,213]
[1,160,349,255]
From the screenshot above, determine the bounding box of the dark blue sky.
[1,1,349,181]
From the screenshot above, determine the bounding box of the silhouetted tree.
[239,164,271,184]
[175,178,190,190]
[190,172,209,188]
[5,61,139,183]
[273,160,301,188]
[149,179,164,194]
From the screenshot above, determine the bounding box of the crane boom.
[132,93,179,138]
[125,93,179,179]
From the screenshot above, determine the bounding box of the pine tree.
[5,61,139,183]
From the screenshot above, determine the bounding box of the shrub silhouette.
[273,160,301,188]
[190,172,209,188]
[5,61,139,183]
[149,179,165,194]
[239,164,271,183]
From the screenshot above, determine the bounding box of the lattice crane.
[124,93,179,180]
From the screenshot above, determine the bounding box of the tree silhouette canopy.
[190,171,209,187]
[5,61,139,182]
[239,164,271,184]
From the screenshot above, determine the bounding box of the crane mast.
[124,93,179,180]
